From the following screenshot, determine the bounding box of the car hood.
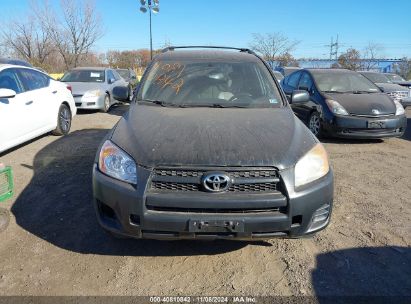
[111,104,317,170]
[63,82,108,95]
[375,83,409,93]
[325,92,396,115]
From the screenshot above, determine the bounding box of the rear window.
[61,70,105,83]
[138,59,283,108]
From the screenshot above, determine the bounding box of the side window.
[107,70,115,82]
[0,69,24,94]
[298,73,313,91]
[18,69,50,91]
[287,72,301,89]
[112,70,121,81]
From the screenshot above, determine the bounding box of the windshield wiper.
[139,99,185,107]
[179,103,249,108]
[350,90,376,94]
[322,90,346,94]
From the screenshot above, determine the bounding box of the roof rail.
[161,46,256,55]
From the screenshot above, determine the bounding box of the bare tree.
[361,42,384,71]
[1,16,53,66]
[34,0,104,69]
[249,33,299,68]
[338,48,362,71]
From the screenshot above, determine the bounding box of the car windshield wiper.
[322,90,346,94]
[139,99,185,107]
[179,103,250,108]
[350,90,376,94]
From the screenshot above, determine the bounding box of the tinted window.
[0,68,24,93]
[18,69,50,91]
[298,73,313,91]
[287,71,301,88]
[139,59,282,108]
[61,70,105,83]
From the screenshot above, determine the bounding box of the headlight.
[98,140,137,184]
[325,99,349,115]
[394,100,405,116]
[295,143,330,188]
[83,90,102,98]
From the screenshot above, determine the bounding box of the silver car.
[61,67,129,112]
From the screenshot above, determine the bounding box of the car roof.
[305,68,355,74]
[155,49,260,62]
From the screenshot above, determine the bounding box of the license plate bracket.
[189,220,245,233]
[368,120,386,129]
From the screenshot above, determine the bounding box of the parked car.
[115,68,138,100]
[383,73,411,86]
[281,68,406,138]
[359,71,411,108]
[0,58,32,68]
[60,67,129,112]
[0,64,76,154]
[275,66,301,76]
[92,46,334,240]
[272,70,284,83]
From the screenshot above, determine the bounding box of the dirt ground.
[0,105,410,298]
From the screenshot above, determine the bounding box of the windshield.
[362,72,391,84]
[116,69,130,79]
[138,59,282,108]
[61,70,105,83]
[385,74,405,82]
[312,72,380,93]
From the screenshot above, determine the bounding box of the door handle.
[52,90,57,94]
[25,101,33,105]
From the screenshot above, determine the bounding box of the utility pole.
[327,35,339,61]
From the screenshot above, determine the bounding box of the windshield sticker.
[90,72,101,78]
[155,63,185,94]
[269,98,278,104]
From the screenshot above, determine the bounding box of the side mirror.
[112,86,129,102]
[131,75,137,80]
[0,88,16,99]
[291,90,310,104]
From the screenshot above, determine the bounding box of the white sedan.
[0,64,76,154]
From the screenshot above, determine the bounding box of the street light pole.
[139,0,160,61]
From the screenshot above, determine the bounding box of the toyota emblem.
[371,109,380,115]
[202,173,231,192]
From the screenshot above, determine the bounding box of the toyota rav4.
[92,46,334,240]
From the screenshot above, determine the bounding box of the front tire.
[52,104,71,136]
[308,111,322,138]
[102,94,110,113]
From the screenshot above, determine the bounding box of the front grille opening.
[129,214,141,226]
[151,168,282,193]
[291,215,303,227]
[147,205,286,214]
[98,200,116,220]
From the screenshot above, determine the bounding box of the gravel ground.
[0,105,410,298]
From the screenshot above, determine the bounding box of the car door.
[17,68,56,132]
[294,72,317,122]
[0,68,36,151]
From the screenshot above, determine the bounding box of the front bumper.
[323,114,407,139]
[92,165,334,240]
[74,95,105,110]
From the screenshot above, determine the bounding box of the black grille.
[146,206,285,214]
[151,168,280,193]
[151,182,199,192]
